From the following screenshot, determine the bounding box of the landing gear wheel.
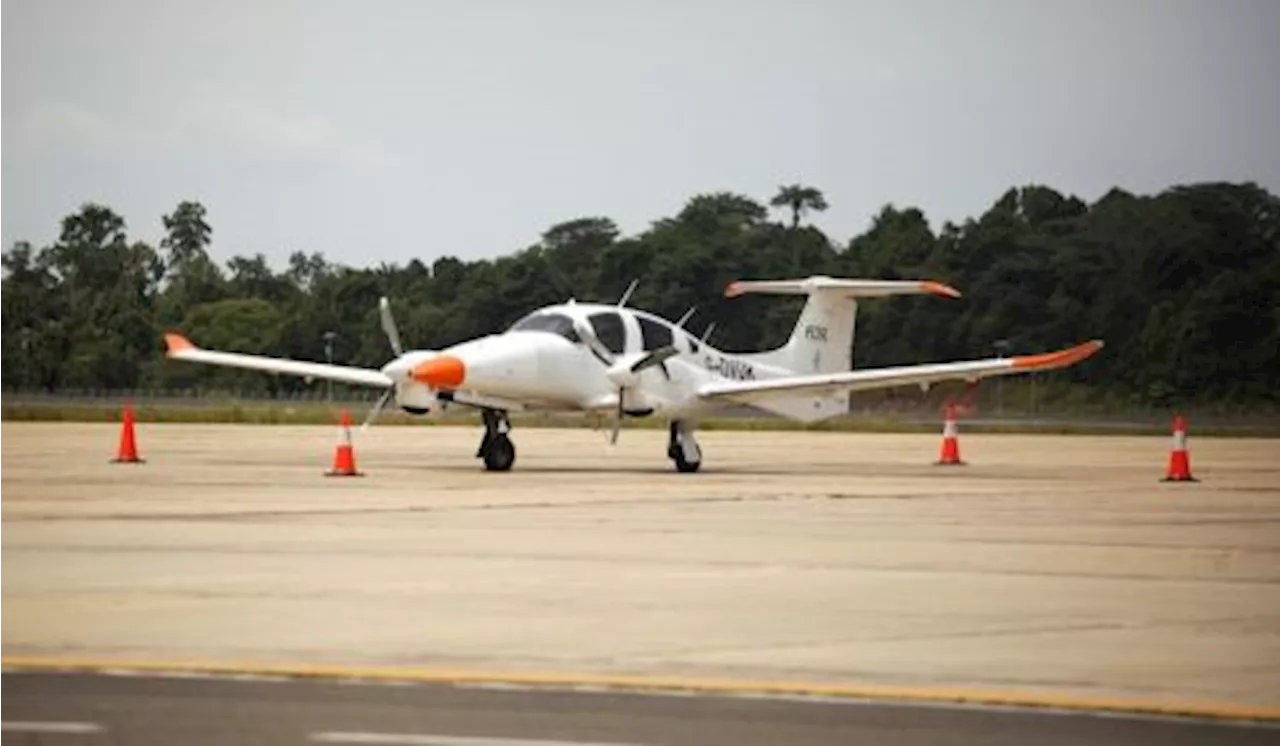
[668,421,702,474]
[673,444,701,473]
[478,409,515,472]
[482,434,516,472]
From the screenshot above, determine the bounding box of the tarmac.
[5,671,1276,746]
[3,422,1279,719]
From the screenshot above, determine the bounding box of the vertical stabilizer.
[725,276,960,421]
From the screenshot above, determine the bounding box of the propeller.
[572,318,677,443]
[363,296,404,430]
[361,388,393,432]
[379,296,403,356]
[605,345,678,444]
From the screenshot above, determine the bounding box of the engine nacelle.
[395,381,446,416]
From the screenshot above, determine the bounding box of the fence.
[3,387,1277,435]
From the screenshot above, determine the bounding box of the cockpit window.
[638,316,674,351]
[509,312,579,342]
[588,311,627,354]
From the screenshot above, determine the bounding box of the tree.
[161,201,212,267]
[157,201,223,325]
[770,184,829,229]
[3,181,1277,409]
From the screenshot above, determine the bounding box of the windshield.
[508,312,580,342]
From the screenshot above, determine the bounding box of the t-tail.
[724,276,961,422]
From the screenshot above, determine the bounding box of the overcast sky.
[4,0,1279,268]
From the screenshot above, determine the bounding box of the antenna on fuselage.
[617,279,639,308]
[700,322,716,343]
[675,307,697,328]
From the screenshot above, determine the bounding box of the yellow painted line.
[3,655,1277,723]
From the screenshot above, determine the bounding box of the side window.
[638,316,674,351]
[589,312,626,354]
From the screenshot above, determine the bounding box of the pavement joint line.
[3,656,1278,723]
[2,720,105,734]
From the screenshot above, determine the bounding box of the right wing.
[699,340,1103,404]
[164,333,393,388]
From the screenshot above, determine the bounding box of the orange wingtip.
[920,280,962,298]
[724,281,746,298]
[1011,340,1105,370]
[164,333,196,354]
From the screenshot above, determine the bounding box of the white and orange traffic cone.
[110,403,145,463]
[1161,413,1197,482]
[935,403,965,466]
[325,410,363,477]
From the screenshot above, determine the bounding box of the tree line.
[3,181,1277,408]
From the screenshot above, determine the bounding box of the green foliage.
[771,184,829,229]
[3,183,1278,408]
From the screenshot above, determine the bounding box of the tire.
[483,434,516,472]
[672,441,701,473]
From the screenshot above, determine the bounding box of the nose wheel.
[477,409,516,472]
[668,420,702,473]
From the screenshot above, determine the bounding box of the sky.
[3,0,1279,269]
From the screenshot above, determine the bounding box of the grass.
[5,400,1278,438]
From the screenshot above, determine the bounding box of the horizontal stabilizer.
[164,333,393,388]
[725,276,961,299]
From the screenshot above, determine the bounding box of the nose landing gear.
[477,409,515,472]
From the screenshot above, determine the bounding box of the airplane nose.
[411,355,466,388]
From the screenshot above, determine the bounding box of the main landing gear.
[478,412,700,474]
[667,420,702,473]
[477,409,515,472]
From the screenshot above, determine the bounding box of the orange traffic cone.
[1161,413,1197,482]
[110,403,145,463]
[326,409,363,477]
[935,403,965,466]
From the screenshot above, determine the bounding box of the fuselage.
[380,302,792,418]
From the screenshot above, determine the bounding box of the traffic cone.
[110,403,145,463]
[1161,413,1197,482]
[935,403,965,466]
[325,409,363,477]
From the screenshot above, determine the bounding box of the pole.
[323,331,337,404]
[21,327,33,389]
[993,339,1010,418]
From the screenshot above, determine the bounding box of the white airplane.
[163,276,1102,472]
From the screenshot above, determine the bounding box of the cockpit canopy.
[508,308,700,355]
[508,312,580,342]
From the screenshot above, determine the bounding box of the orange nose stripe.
[411,355,466,388]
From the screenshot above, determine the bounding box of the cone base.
[325,469,363,477]
[1161,475,1199,483]
[934,460,967,466]
[110,458,146,464]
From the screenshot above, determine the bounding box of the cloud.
[13,100,146,153]
[7,97,397,175]
[184,99,399,172]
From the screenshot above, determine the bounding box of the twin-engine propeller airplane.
[164,276,1102,473]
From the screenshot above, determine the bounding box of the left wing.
[698,340,1103,404]
[164,333,393,388]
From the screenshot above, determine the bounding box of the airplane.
[163,275,1103,473]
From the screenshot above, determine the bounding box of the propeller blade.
[379,296,404,356]
[630,345,679,374]
[573,318,615,365]
[361,388,394,431]
[610,393,623,445]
